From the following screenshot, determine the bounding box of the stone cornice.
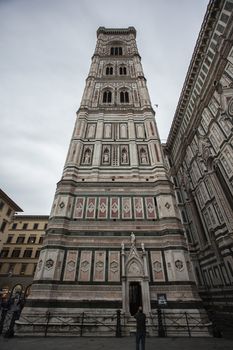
[13,215,49,220]
[91,53,141,60]
[97,27,136,38]
[166,0,224,150]
[77,106,155,115]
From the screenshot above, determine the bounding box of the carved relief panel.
[38,249,64,281]
[85,123,96,139]
[127,259,143,277]
[110,197,120,219]
[63,250,79,281]
[85,197,97,219]
[78,251,92,282]
[50,196,59,218]
[119,123,128,138]
[97,197,109,219]
[72,196,159,221]
[34,249,46,280]
[122,197,133,219]
[104,123,112,138]
[54,250,65,281]
[93,251,106,281]
[145,197,157,219]
[42,250,57,280]
[164,250,189,282]
[108,251,120,282]
[133,197,144,219]
[53,195,74,218]
[74,197,86,219]
[150,251,165,281]
[103,123,129,139]
[92,83,101,107]
[157,195,176,219]
[135,124,145,139]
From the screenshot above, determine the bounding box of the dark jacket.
[135,311,146,333]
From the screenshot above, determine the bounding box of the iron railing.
[1,307,229,338]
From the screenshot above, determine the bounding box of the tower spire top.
[97,26,136,37]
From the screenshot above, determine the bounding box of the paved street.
[0,337,233,350]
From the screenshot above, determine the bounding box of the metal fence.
[0,307,220,338]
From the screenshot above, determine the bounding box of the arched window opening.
[154,144,160,162]
[103,90,112,103]
[120,91,129,103]
[106,66,113,75]
[173,177,178,187]
[110,47,123,56]
[119,66,127,75]
[134,90,138,102]
[195,267,202,285]
[176,191,182,203]
[215,164,233,209]
[181,210,187,223]
[227,261,233,277]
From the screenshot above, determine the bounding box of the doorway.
[129,282,142,316]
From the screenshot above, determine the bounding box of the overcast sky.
[0,0,209,215]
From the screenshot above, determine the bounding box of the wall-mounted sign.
[157,293,167,305]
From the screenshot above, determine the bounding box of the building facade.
[165,0,233,327]
[17,26,209,336]
[0,189,23,252]
[0,215,48,300]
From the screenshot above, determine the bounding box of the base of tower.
[15,306,212,337]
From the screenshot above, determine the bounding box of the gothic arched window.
[120,91,129,103]
[110,47,123,56]
[103,90,112,103]
[119,66,127,75]
[106,66,113,75]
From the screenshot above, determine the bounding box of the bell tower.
[18,27,208,336]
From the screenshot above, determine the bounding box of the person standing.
[134,306,146,350]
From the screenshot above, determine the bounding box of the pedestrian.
[134,306,146,350]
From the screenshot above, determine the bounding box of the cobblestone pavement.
[0,337,233,350]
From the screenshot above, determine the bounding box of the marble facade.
[17,26,209,336]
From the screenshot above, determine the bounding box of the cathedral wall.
[165,0,233,317]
